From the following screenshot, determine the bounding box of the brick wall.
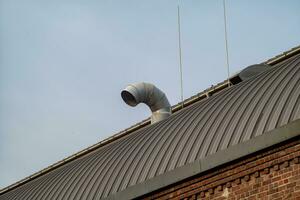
[143,139,300,200]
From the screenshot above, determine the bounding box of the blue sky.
[0,0,299,189]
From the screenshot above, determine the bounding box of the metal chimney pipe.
[121,82,172,124]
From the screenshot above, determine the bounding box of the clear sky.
[0,0,299,189]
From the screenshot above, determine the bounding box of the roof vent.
[239,64,269,80]
[230,64,270,84]
[121,82,172,124]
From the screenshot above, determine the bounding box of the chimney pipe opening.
[121,90,138,107]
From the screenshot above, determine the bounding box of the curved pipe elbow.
[121,82,172,123]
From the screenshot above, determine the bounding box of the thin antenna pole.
[177,3,184,108]
[223,0,230,86]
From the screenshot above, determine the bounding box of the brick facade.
[143,138,300,200]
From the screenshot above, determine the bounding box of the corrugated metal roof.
[1,52,300,200]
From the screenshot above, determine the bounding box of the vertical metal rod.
[177,4,184,108]
[223,0,230,86]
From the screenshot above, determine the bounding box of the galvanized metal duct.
[121,82,172,124]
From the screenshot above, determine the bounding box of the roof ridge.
[1,44,300,195]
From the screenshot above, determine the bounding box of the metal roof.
[1,51,300,200]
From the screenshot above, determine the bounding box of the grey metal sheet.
[104,119,300,200]
[1,54,300,200]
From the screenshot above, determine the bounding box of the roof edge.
[1,45,300,194]
[265,45,300,65]
[104,119,300,200]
